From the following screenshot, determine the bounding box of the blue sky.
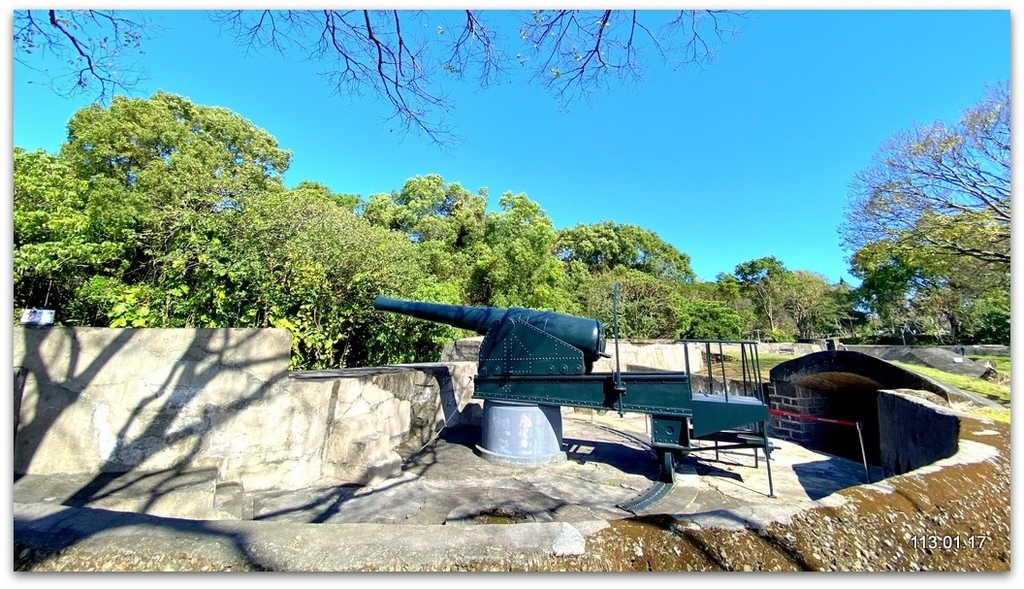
[8,6,1012,285]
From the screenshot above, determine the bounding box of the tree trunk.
[946,313,961,343]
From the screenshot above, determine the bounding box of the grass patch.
[710,352,796,381]
[960,405,1011,424]
[754,352,796,372]
[968,354,1011,378]
[891,361,1011,408]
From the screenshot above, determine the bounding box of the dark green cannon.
[373,296,608,373]
[373,296,775,501]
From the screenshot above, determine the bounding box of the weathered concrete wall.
[770,351,955,400]
[877,389,960,477]
[764,350,977,470]
[944,344,1009,356]
[13,327,479,492]
[718,341,824,356]
[688,374,766,398]
[14,327,293,479]
[843,345,993,378]
[847,344,1010,357]
[594,341,700,373]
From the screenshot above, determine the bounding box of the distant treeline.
[13,91,1009,370]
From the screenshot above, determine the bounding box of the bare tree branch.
[439,10,507,87]
[213,9,460,146]
[17,9,743,146]
[14,10,156,103]
[841,81,1011,267]
[516,9,745,107]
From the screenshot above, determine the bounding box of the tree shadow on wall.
[12,327,311,571]
[14,327,139,479]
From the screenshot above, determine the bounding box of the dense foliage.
[13,93,451,369]
[13,89,1009,370]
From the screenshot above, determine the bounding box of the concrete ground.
[13,411,888,571]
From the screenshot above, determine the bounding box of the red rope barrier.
[769,408,858,428]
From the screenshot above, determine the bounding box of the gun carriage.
[374,294,776,500]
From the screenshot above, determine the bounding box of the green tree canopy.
[676,299,745,340]
[554,221,695,283]
[290,180,361,213]
[781,270,841,339]
[362,174,488,293]
[363,175,487,244]
[234,187,446,368]
[577,269,684,340]
[13,147,127,321]
[15,92,292,324]
[733,256,790,332]
[13,92,451,369]
[62,90,291,195]
[469,192,574,312]
[850,239,1008,344]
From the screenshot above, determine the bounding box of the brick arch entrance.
[768,351,951,465]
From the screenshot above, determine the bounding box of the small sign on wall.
[20,308,55,326]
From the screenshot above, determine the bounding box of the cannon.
[372,296,608,374]
[374,295,775,502]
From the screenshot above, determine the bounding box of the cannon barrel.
[373,296,504,335]
[373,296,607,363]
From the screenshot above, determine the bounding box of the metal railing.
[769,408,872,483]
[680,339,765,404]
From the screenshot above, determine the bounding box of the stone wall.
[767,383,824,444]
[877,389,960,476]
[720,341,825,356]
[767,384,961,472]
[13,327,479,492]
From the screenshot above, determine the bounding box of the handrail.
[768,408,872,483]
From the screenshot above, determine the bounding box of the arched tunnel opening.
[772,372,883,467]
